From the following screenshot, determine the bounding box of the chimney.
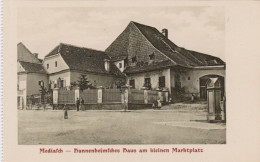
[104,59,110,72]
[33,53,38,59]
[162,29,168,38]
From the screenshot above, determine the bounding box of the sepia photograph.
[17,6,226,145]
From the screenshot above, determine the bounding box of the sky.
[18,6,225,61]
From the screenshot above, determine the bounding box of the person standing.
[80,97,85,111]
[76,98,80,111]
[64,104,68,119]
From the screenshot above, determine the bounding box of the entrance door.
[200,86,207,100]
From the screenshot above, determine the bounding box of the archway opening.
[199,75,224,100]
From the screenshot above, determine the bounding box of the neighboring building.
[17,43,48,109]
[106,21,225,100]
[43,43,125,89]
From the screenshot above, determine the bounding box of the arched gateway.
[199,75,225,100]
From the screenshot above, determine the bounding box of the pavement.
[18,102,226,145]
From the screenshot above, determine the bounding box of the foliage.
[71,74,96,91]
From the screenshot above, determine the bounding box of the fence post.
[144,89,148,104]
[53,88,59,105]
[157,90,162,102]
[75,87,80,102]
[163,90,169,102]
[97,87,103,103]
[121,91,124,104]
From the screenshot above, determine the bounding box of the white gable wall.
[43,54,69,74]
[114,60,125,72]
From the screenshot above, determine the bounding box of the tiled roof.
[19,61,47,74]
[106,21,225,71]
[124,60,175,74]
[131,21,225,67]
[45,43,125,77]
[17,42,41,64]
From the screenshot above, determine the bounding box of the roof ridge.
[130,21,157,30]
[18,60,42,65]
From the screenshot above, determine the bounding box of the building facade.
[17,43,48,109]
[18,21,226,108]
[43,43,125,90]
[106,21,226,100]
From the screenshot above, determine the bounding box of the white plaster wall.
[114,60,125,72]
[127,68,171,91]
[179,68,225,94]
[26,73,49,96]
[49,71,71,87]
[43,54,69,74]
[17,62,25,72]
[70,71,122,88]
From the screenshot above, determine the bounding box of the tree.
[77,74,95,91]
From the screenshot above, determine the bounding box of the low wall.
[53,103,124,110]
[128,103,153,110]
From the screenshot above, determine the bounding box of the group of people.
[76,97,85,111]
[63,97,85,119]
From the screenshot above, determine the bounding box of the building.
[42,43,125,89]
[17,43,48,109]
[106,21,225,100]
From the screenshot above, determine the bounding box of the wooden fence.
[54,88,169,106]
[103,89,122,103]
[58,89,75,104]
[129,89,144,104]
[147,90,158,104]
[80,89,98,103]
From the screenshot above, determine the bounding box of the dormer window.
[149,53,155,60]
[131,56,137,63]
[119,63,122,68]
[206,59,218,65]
[55,61,58,67]
[46,64,49,69]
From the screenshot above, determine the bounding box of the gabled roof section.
[17,42,41,64]
[131,21,225,67]
[19,61,47,74]
[106,21,225,68]
[105,25,131,61]
[45,43,125,77]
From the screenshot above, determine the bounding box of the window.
[129,79,135,89]
[159,76,165,88]
[149,53,155,60]
[119,63,122,68]
[55,61,58,67]
[131,56,137,63]
[46,64,49,69]
[60,80,64,88]
[188,77,190,80]
[144,78,151,89]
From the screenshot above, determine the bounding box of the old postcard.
[2,0,260,162]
